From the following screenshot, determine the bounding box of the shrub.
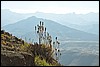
[35,56,52,66]
[19,42,31,52]
[2,41,6,45]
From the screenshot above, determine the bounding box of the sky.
[1,1,99,14]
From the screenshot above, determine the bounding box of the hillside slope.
[1,30,60,66]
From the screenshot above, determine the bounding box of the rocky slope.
[1,30,61,66]
[1,50,34,66]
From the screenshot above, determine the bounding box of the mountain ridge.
[2,9,99,35]
[2,16,99,41]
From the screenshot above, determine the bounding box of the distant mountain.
[32,12,99,35]
[1,9,33,27]
[2,16,99,41]
[2,9,99,35]
[66,23,99,35]
[33,12,99,25]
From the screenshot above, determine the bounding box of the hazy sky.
[1,1,99,14]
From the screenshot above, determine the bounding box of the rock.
[1,50,35,66]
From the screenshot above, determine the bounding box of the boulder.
[1,50,35,66]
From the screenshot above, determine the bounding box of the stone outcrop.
[1,50,35,66]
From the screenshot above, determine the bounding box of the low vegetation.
[1,30,61,66]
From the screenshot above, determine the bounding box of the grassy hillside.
[1,30,61,66]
